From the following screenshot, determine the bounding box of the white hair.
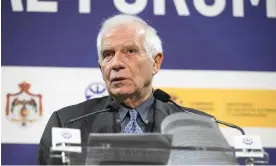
[96,14,163,63]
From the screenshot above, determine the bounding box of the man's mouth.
[110,77,126,83]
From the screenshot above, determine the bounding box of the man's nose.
[111,53,125,71]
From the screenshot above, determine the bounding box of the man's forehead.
[102,26,145,48]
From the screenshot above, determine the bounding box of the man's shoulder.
[55,96,111,121]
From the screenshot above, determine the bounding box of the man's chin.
[109,87,135,98]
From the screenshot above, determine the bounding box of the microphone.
[66,99,120,126]
[153,89,245,135]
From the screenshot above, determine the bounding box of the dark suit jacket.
[37,96,213,165]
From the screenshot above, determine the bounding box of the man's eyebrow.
[101,45,114,51]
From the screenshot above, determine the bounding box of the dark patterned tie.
[124,109,143,133]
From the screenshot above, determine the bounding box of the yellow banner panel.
[157,88,276,127]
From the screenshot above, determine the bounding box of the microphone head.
[153,89,171,102]
[106,98,120,111]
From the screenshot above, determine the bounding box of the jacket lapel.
[152,100,173,133]
[80,97,120,144]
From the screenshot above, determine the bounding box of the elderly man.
[38,14,212,165]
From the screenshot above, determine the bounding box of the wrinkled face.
[99,23,160,98]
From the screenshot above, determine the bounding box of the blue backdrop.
[2,0,276,165]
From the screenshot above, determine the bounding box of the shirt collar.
[119,94,154,124]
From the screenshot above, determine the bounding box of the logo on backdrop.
[5,81,43,127]
[85,82,107,100]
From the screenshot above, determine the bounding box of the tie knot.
[129,109,138,120]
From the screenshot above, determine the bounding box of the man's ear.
[152,53,163,75]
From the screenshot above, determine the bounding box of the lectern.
[49,112,269,165]
[50,133,237,165]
